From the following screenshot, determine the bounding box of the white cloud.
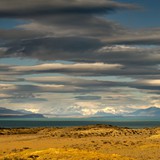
[98,45,140,53]
[24,108,39,113]
[138,80,160,86]
[11,62,123,72]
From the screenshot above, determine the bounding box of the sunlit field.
[0,125,160,160]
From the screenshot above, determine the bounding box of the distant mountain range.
[0,107,160,118]
[0,107,45,118]
[92,107,160,117]
[127,107,160,117]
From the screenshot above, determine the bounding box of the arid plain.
[0,125,160,160]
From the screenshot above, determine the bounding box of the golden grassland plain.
[0,124,160,160]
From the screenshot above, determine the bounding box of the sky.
[0,0,160,117]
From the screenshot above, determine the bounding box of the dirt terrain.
[0,124,160,160]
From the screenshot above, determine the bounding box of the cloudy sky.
[0,0,160,116]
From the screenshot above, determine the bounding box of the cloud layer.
[0,0,159,116]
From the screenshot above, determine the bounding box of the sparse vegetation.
[1,148,136,160]
[0,125,160,160]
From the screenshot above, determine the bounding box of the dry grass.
[0,148,136,160]
[0,125,160,160]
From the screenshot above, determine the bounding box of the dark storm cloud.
[0,1,159,93]
[0,77,159,96]
[0,0,159,114]
[0,0,159,63]
[26,76,125,88]
[0,18,127,61]
[0,0,139,62]
[0,29,44,40]
[2,17,123,40]
[4,37,104,60]
[0,83,106,94]
[11,63,160,77]
[0,92,47,102]
[0,0,135,48]
[0,62,159,78]
[9,97,48,103]
[1,0,159,69]
[26,76,160,94]
[1,37,159,67]
[0,91,48,105]
[0,0,138,18]
[106,36,160,45]
[74,96,101,100]
[32,14,126,37]
[104,28,160,45]
[97,45,160,66]
[27,77,160,92]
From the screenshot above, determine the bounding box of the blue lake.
[0,117,160,128]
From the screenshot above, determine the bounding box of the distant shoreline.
[0,123,160,132]
[0,117,160,129]
[0,124,159,135]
